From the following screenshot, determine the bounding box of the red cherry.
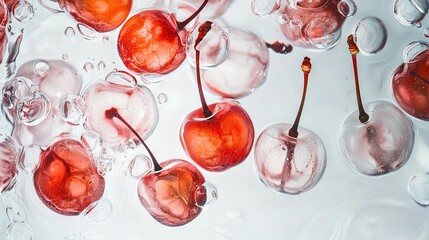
[117,0,209,75]
[137,159,206,226]
[57,0,132,32]
[180,21,254,172]
[180,101,254,171]
[33,139,105,215]
[392,49,429,121]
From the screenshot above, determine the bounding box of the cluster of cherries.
[0,0,428,230]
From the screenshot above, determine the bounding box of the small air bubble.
[157,93,168,104]
[84,62,94,72]
[62,53,69,60]
[32,60,50,77]
[403,41,429,63]
[408,172,429,206]
[338,0,356,17]
[64,27,75,37]
[278,14,290,25]
[12,0,34,22]
[353,17,387,55]
[97,61,106,71]
[251,0,281,17]
[59,95,86,126]
[102,36,109,42]
[77,23,97,40]
[83,198,113,223]
[16,92,51,126]
[7,221,33,240]
[128,155,153,179]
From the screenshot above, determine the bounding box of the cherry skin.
[392,49,429,121]
[0,1,8,62]
[57,0,132,32]
[33,139,105,215]
[180,21,255,172]
[104,107,212,226]
[117,0,209,76]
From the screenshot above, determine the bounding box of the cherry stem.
[266,41,293,54]
[288,57,311,138]
[195,21,213,118]
[410,71,429,85]
[177,0,209,31]
[347,35,369,124]
[105,108,162,172]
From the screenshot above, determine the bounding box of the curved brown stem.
[177,0,209,31]
[266,41,293,54]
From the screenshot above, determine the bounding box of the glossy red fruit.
[137,159,206,226]
[0,1,8,62]
[57,0,132,32]
[33,139,105,215]
[180,101,254,172]
[392,49,429,121]
[117,10,186,75]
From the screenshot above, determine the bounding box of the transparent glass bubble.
[304,17,342,49]
[81,131,103,152]
[408,172,429,206]
[187,21,229,68]
[278,14,290,25]
[32,60,50,77]
[38,0,64,13]
[96,152,115,175]
[77,23,97,40]
[353,17,387,55]
[97,61,106,71]
[16,91,51,126]
[83,198,113,223]
[59,95,86,125]
[403,41,429,63]
[157,93,168,104]
[195,182,218,207]
[411,0,428,13]
[12,0,34,22]
[251,0,281,17]
[338,0,356,17]
[0,135,20,193]
[394,0,426,27]
[102,36,109,42]
[140,73,166,84]
[19,144,41,173]
[172,4,199,31]
[64,26,75,37]
[62,53,69,60]
[2,77,34,109]
[83,62,94,72]
[6,221,33,240]
[128,155,153,179]
[104,70,137,89]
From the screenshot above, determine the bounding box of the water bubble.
[59,95,86,125]
[19,145,41,173]
[81,131,103,152]
[251,0,281,17]
[32,60,50,77]
[128,155,153,179]
[2,77,34,109]
[102,36,109,42]
[64,27,75,37]
[83,198,113,223]
[97,61,106,71]
[278,14,290,25]
[408,172,429,206]
[12,0,34,22]
[195,182,218,207]
[16,91,51,126]
[187,21,229,68]
[157,93,168,104]
[62,53,69,60]
[97,152,115,175]
[6,221,33,240]
[394,0,426,27]
[83,62,94,72]
[423,28,429,37]
[403,41,429,63]
[38,0,64,13]
[353,17,387,55]
[77,23,97,40]
[105,70,137,89]
[338,0,356,17]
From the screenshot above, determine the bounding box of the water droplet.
[7,221,33,240]
[59,95,86,126]
[195,182,218,207]
[83,62,94,72]
[102,36,109,42]
[394,0,426,27]
[64,27,75,38]
[19,145,41,173]
[16,91,51,126]
[403,41,429,63]
[12,0,34,22]
[2,77,34,109]
[81,131,103,152]
[105,70,137,89]
[408,172,429,206]
[96,152,115,175]
[32,60,50,77]
[77,23,97,40]
[83,198,113,223]
[251,0,281,16]
[338,0,356,17]
[157,93,168,104]
[353,17,387,55]
[62,53,69,60]
[128,155,153,179]
[97,61,106,71]
[278,14,290,25]
[423,28,429,37]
